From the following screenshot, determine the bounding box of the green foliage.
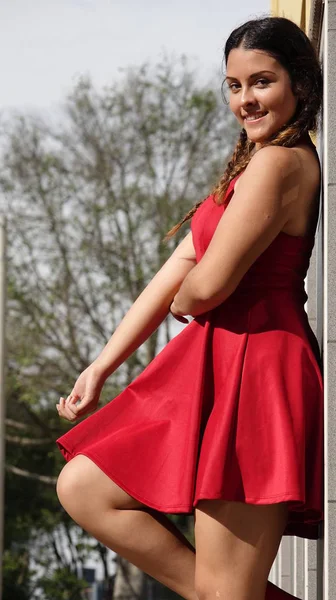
[38,568,87,600]
[2,550,32,600]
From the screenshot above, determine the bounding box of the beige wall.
[271,0,311,32]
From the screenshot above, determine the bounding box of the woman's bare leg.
[57,455,198,600]
[194,498,290,600]
[57,455,299,600]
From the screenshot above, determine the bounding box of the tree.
[1,55,238,598]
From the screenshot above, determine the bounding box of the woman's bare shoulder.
[233,144,320,237]
[234,145,300,193]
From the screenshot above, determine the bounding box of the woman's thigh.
[194,499,288,600]
[57,454,144,514]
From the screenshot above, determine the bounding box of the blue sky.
[1,0,270,112]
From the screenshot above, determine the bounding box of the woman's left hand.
[169,301,189,324]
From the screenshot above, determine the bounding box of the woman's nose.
[240,86,257,107]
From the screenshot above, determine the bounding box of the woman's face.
[225,47,298,149]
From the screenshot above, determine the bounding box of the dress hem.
[57,442,323,538]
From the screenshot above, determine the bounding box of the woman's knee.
[195,571,238,600]
[195,566,237,600]
[194,572,212,600]
[56,457,91,514]
[195,568,266,600]
[56,454,143,517]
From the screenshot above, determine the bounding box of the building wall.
[271,0,312,31]
[269,1,325,598]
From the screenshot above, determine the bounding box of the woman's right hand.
[56,363,106,422]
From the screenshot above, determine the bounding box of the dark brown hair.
[164,16,322,241]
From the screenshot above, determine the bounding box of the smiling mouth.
[244,112,268,123]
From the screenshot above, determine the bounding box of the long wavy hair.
[164,16,323,241]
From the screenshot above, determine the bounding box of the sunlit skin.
[225,47,299,150]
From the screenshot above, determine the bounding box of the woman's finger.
[66,396,94,419]
[71,404,97,419]
[67,393,81,406]
[57,394,97,421]
[57,397,78,422]
[57,406,76,422]
[64,395,81,415]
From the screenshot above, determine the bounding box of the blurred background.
[0,1,269,599]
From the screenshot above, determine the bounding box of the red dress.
[57,172,324,540]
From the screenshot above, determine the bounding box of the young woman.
[56,16,323,600]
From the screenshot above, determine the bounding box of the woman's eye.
[228,83,240,91]
[255,79,269,87]
[228,79,269,92]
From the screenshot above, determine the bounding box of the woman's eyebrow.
[225,70,276,81]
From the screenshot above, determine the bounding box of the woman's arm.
[92,230,197,379]
[172,147,301,316]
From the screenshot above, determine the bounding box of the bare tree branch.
[6,434,52,446]
[5,418,28,430]
[6,464,57,485]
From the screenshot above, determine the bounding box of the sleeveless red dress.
[57,172,324,540]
